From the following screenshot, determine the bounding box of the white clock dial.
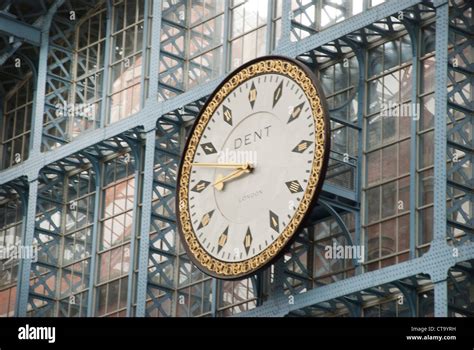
[177,56,329,279]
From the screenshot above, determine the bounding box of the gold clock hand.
[214,165,252,191]
[191,162,251,169]
[214,170,246,191]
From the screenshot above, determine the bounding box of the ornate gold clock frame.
[176,55,330,279]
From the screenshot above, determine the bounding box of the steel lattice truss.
[0,0,472,318]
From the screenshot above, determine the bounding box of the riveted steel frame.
[0,0,471,318]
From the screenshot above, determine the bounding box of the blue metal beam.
[99,0,113,128]
[0,14,46,66]
[355,70,364,276]
[139,0,151,108]
[85,157,101,317]
[0,11,41,46]
[135,129,157,317]
[280,0,291,48]
[432,0,449,317]
[222,0,230,71]
[432,1,448,242]
[236,241,474,317]
[265,0,274,54]
[123,138,142,317]
[134,0,163,317]
[30,0,65,160]
[211,278,218,317]
[275,0,425,56]
[14,0,64,317]
[15,177,38,316]
[434,280,448,317]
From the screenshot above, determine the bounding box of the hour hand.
[214,165,252,191]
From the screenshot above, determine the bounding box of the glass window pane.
[400,66,412,102]
[382,144,397,181]
[256,27,266,57]
[123,27,136,57]
[98,250,110,282]
[381,181,397,218]
[398,176,410,214]
[230,37,243,69]
[368,78,382,114]
[421,26,435,56]
[381,219,396,256]
[231,4,244,38]
[383,72,399,104]
[367,224,380,261]
[321,65,334,96]
[419,131,434,168]
[114,3,125,32]
[119,277,128,309]
[398,214,410,251]
[382,113,397,143]
[421,57,435,94]
[383,41,399,72]
[400,35,412,64]
[367,150,381,186]
[399,110,411,139]
[96,284,107,316]
[367,187,380,223]
[420,94,435,131]
[367,115,381,150]
[398,139,410,175]
[242,31,257,64]
[419,206,433,245]
[110,246,123,279]
[369,46,383,77]
[126,0,137,26]
[419,169,434,206]
[107,280,120,312]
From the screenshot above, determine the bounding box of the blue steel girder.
[447,260,474,317]
[141,117,181,317]
[0,11,41,45]
[445,0,473,246]
[159,16,187,99]
[41,13,77,150]
[40,1,108,150]
[26,166,64,316]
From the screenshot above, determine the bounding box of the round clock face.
[177,56,330,279]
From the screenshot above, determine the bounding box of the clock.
[176,55,330,279]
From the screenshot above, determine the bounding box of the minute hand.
[192,162,250,169]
